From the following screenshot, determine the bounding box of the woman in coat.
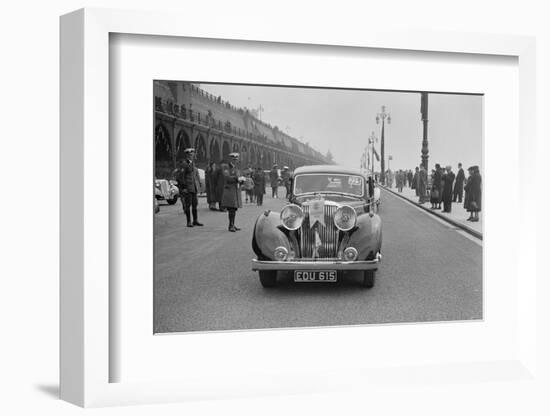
[221,153,243,232]
[464,166,481,222]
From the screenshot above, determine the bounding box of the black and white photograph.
[6,0,549,412]
[153,81,483,333]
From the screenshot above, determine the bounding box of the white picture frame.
[60,8,539,408]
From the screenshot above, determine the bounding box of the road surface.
[154,187,482,333]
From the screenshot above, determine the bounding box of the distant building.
[154,81,330,178]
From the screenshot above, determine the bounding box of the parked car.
[251,165,382,288]
[154,178,179,205]
[154,192,160,214]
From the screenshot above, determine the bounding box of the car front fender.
[348,213,382,260]
[252,211,290,260]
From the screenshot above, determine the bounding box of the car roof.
[293,165,365,177]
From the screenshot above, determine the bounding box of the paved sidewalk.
[382,184,482,238]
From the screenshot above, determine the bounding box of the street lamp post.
[376,105,391,185]
[420,92,429,171]
[419,92,429,203]
[368,131,377,175]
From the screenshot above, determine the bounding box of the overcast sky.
[199,83,483,172]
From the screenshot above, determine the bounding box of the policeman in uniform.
[176,148,204,227]
[221,152,244,232]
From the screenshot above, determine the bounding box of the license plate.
[294,270,337,282]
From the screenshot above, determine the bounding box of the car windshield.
[293,174,364,197]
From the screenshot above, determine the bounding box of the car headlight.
[334,205,356,231]
[280,204,304,230]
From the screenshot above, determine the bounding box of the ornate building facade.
[154,81,330,178]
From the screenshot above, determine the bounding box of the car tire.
[167,196,178,205]
[259,271,277,288]
[362,270,375,288]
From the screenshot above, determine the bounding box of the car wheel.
[259,271,277,288]
[363,270,375,288]
[166,196,178,205]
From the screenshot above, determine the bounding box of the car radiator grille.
[300,205,339,259]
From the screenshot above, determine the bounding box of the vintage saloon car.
[251,165,382,288]
[154,178,179,205]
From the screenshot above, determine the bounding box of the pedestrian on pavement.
[269,164,279,198]
[412,167,418,193]
[407,169,413,188]
[453,162,465,203]
[221,152,244,232]
[176,148,204,227]
[431,163,442,209]
[395,170,403,192]
[463,166,473,215]
[247,166,256,203]
[417,166,427,203]
[253,166,266,206]
[213,160,226,212]
[205,161,218,211]
[464,166,481,222]
[442,165,455,213]
[385,169,394,188]
[430,169,438,209]
[282,166,291,198]
[242,171,254,203]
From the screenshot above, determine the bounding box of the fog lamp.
[343,247,358,261]
[274,246,289,261]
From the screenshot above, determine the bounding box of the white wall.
[1,0,548,415]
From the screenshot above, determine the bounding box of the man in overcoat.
[176,148,204,227]
[269,164,279,198]
[213,161,226,211]
[281,166,291,197]
[432,163,443,209]
[442,165,456,213]
[205,161,217,211]
[221,153,244,232]
[253,166,266,206]
[453,162,465,203]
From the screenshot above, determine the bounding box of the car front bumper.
[252,253,381,271]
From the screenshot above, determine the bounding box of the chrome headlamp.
[280,204,304,230]
[334,205,357,231]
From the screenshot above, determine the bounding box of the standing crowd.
[171,149,291,232]
[388,163,482,222]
